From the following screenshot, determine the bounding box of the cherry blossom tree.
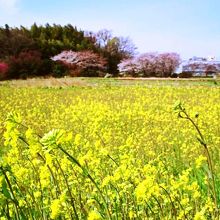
[118,58,140,76]
[51,50,107,76]
[205,64,217,76]
[137,52,158,76]
[155,53,181,77]
[118,52,181,77]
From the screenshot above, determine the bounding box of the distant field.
[0,78,220,219]
[0,76,220,88]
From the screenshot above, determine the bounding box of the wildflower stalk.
[159,185,177,218]
[0,167,21,220]
[12,178,36,220]
[57,144,112,220]
[27,158,46,219]
[174,102,218,210]
[55,158,79,220]
[152,195,164,218]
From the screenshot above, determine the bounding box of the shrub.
[0,62,9,80]
[7,51,44,79]
[51,61,69,78]
[179,71,193,78]
[171,73,178,78]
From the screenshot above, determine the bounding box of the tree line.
[0,23,181,79]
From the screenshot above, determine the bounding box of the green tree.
[93,29,136,75]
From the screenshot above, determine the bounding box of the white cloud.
[0,0,19,13]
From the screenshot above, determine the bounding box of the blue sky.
[0,0,220,60]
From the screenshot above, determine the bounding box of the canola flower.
[0,82,219,219]
[87,210,101,220]
[50,199,61,219]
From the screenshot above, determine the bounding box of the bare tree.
[94,29,112,48]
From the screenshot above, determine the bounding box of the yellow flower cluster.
[0,82,219,219]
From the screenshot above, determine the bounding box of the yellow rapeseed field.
[0,80,220,219]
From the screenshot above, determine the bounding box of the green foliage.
[94,31,136,75]
[0,24,137,77]
[51,61,69,78]
[0,23,97,78]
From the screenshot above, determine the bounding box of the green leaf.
[2,179,12,199]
